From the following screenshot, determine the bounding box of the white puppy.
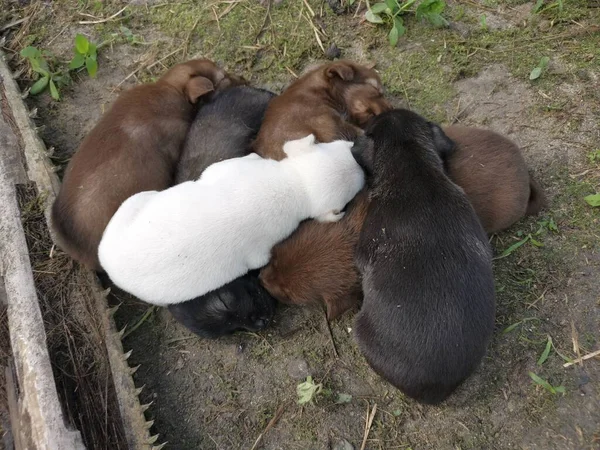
[98,134,365,305]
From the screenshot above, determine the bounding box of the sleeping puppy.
[353,109,496,405]
[98,134,365,306]
[167,270,276,339]
[176,86,276,183]
[253,60,391,160]
[259,126,545,320]
[171,86,277,337]
[260,189,369,320]
[443,125,546,234]
[51,59,245,271]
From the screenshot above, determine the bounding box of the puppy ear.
[185,76,215,103]
[325,62,354,81]
[429,122,455,163]
[351,134,374,177]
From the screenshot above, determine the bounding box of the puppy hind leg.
[316,210,345,223]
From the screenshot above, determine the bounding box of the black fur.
[175,85,276,183]
[354,109,496,404]
[167,271,276,339]
[170,86,278,338]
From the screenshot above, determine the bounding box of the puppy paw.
[316,210,345,223]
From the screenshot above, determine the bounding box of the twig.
[571,320,582,364]
[323,309,339,358]
[46,25,69,46]
[166,336,197,345]
[122,306,156,339]
[249,404,286,450]
[78,5,129,25]
[360,402,377,450]
[302,0,316,17]
[0,18,27,32]
[255,0,272,43]
[563,349,600,368]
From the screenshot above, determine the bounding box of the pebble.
[287,358,311,380]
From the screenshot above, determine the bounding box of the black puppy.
[169,86,278,338]
[354,109,496,404]
[176,85,276,182]
[168,270,276,339]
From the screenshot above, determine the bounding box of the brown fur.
[443,125,547,234]
[51,59,245,270]
[259,125,546,319]
[253,60,391,160]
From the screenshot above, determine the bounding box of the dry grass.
[16,183,128,450]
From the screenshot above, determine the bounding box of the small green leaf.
[537,336,552,366]
[30,60,49,76]
[426,13,449,27]
[392,409,402,416]
[554,385,565,393]
[365,10,384,23]
[480,14,487,30]
[49,79,60,100]
[529,237,544,247]
[20,46,40,59]
[394,17,406,37]
[539,56,550,69]
[584,193,600,207]
[29,76,49,95]
[86,57,98,78]
[416,0,446,16]
[69,53,86,69]
[335,393,352,404]
[385,0,398,11]
[389,25,399,47]
[370,3,389,14]
[496,235,530,259]
[88,42,97,58]
[533,0,544,13]
[529,371,556,394]
[529,67,542,80]
[503,321,522,334]
[75,34,89,54]
[297,376,323,405]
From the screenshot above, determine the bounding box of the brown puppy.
[253,60,391,159]
[443,125,546,234]
[52,59,244,270]
[260,125,545,319]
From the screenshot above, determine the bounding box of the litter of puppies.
[52,58,545,405]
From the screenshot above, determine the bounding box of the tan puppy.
[253,60,391,159]
[260,125,545,319]
[51,59,245,270]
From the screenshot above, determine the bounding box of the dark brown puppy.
[259,125,545,320]
[444,125,546,234]
[354,109,495,404]
[52,59,244,270]
[253,60,391,160]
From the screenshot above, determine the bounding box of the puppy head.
[168,273,276,339]
[365,108,455,167]
[321,61,391,126]
[259,261,292,304]
[159,59,246,104]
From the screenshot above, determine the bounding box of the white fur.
[98,134,365,305]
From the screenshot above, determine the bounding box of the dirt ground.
[2,0,599,449]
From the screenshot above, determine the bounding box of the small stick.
[563,349,600,368]
[0,18,27,32]
[249,404,286,450]
[78,5,128,25]
[323,309,339,358]
[571,320,582,364]
[360,402,377,450]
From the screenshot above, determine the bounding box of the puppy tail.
[525,173,547,217]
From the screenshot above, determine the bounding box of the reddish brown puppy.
[51,59,245,270]
[443,125,546,234]
[260,125,546,319]
[253,60,391,159]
